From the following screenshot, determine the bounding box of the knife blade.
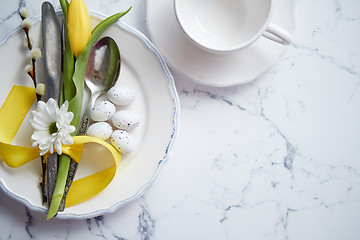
[42,1,62,208]
[42,2,62,102]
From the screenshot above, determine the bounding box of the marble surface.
[1,0,360,239]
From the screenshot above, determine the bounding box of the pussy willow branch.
[19,12,45,204]
[19,13,41,102]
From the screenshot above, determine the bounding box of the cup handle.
[262,23,293,45]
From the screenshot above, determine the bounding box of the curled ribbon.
[0,85,121,208]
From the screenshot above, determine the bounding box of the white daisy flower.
[30,98,75,155]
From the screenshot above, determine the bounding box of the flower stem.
[47,154,71,220]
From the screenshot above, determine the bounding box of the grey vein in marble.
[25,207,35,239]
[138,199,156,240]
[0,0,24,25]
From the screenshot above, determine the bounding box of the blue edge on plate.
[0,11,180,219]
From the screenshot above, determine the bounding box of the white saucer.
[146,0,296,87]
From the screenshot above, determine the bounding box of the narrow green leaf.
[46,154,71,220]
[59,0,69,19]
[59,0,75,104]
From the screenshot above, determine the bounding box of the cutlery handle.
[77,92,102,135]
[77,112,90,136]
[46,153,58,208]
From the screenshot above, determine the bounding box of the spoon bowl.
[85,37,121,96]
[78,37,121,135]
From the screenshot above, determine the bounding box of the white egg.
[90,100,116,121]
[111,130,135,153]
[86,122,113,140]
[112,110,140,131]
[107,85,136,106]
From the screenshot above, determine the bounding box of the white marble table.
[1,0,360,239]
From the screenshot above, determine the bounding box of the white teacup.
[174,0,293,53]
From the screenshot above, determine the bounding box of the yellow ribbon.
[0,85,121,208]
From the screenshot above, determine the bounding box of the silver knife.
[42,1,62,208]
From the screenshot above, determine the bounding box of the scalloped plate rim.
[0,10,180,220]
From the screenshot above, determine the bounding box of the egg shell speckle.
[86,122,113,140]
[91,100,116,121]
[112,110,140,131]
[108,85,136,106]
[111,130,135,154]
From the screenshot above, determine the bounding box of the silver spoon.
[77,36,121,135]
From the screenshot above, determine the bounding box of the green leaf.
[59,0,75,104]
[46,154,71,220]
[59,0,69,19]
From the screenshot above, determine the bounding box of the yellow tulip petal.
[67,0,91,58]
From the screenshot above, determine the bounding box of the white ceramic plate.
[146,0,296,87]
[0,12,180,219]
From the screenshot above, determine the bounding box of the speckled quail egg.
[86,122,113,140]
[111,110,140,131]
[90,100,116,121]
[107,85,136,106]
[111,130,135,153]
